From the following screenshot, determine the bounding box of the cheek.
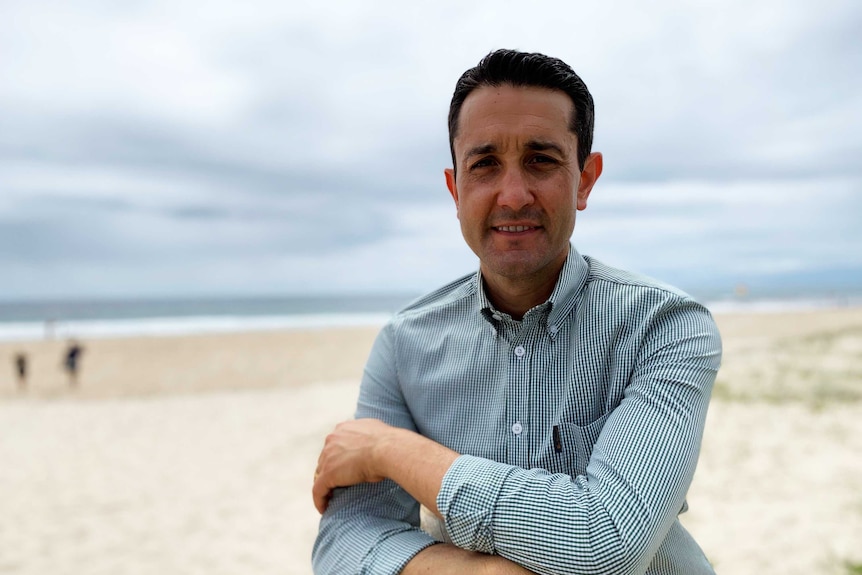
[455,194,481,220]
[548,196,577,232]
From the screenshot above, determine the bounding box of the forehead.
[455,84,575,151]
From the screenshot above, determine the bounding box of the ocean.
[1,289,860,342]
[0,294,417,342]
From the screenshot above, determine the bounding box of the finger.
[312,475,331,514]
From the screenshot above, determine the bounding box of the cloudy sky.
[2,0,860,301]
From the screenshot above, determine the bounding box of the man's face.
[445,84,601,286]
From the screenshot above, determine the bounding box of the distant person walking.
[14,352,27,390]
[64,341,83,388]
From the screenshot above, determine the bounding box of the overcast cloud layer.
[1,0,861,300]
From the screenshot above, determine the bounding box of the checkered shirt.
[313,246,721,574]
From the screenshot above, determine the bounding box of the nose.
[496,166,534,211]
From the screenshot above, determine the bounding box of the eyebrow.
[525,139,567,157]
[462,139,568,161]
[464,143,497,160]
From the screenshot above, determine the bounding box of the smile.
[494,225,539,232]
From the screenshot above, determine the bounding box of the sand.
[1,308,861,574]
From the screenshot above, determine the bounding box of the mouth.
[492,225,541,233]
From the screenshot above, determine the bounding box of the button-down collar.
[474,244,589,339]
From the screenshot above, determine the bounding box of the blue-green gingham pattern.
[313,246,721,575]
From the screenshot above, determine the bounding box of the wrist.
[369,423,405,481]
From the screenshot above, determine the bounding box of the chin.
[481,245,567,280]
[486,256,547,279]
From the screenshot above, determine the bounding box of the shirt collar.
[475,272,494,314]
[546,244,589,333]
[473,244,589,334]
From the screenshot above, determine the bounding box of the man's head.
[444,50,603,312]
[448,49,595,172]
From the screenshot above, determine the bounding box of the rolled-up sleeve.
[313,481,437,574]
[312,323,438,575]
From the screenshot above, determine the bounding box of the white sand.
[0,382,358,575]
[682,402,862,574]
[1,308,861,574]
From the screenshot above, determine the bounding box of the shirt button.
[514,345,526,358]
[491,313,503,321]
[548,324,558,334]
[511,422,523,435]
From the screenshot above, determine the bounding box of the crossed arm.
[312,419,536,574]
[311,302,721,575]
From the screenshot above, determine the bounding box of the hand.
[312,418,395,513]
[403,544,540,575]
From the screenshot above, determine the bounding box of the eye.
[528,154,556,165]
[469,157,497,170]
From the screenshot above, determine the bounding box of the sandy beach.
[1,308,861,574]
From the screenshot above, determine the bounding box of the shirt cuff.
[436,454,516,554]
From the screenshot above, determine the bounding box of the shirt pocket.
[533,413,611,478]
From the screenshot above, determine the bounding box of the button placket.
[506,325,532,467]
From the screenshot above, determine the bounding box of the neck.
[481,266,562,321]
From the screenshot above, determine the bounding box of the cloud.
[0,0,860,299]
[577,177,862,283]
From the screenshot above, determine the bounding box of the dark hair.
[448,49,595,171]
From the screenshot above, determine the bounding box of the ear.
[576,152,603,211]
[444,168,459,213]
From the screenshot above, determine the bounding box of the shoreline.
[1,297,860,343]
[0,326,382,400]
[3,306,862,402]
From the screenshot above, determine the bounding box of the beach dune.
[1,309,861,574]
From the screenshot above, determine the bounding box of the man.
[15,352,27,390]
[64,341,83,388]
[312,49,721,574]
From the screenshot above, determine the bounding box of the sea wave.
[0,313,393,342]
[1,296,860,342]
[704,295,862,314]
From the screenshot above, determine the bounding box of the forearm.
[374,427,459,517]
[313,419,459,515]
[403,544,538,575]
[313,423,538,573]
